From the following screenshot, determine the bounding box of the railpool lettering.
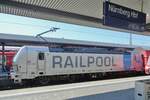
[88,56,94,67]
[96,57,103,67]
[64,56,73,68]
[75,56,78,67]
[52,56,62,68]
[52,55,115,68]
[80,56,86,67]
[105,57,111,66]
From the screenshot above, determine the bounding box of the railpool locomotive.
[10,45,148,84]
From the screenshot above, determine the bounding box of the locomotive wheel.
[69,75,76,82]
[38,76,50,85]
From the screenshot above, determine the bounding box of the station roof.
[0,33,135,49]
[0,0,150,35]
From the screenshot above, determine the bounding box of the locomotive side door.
[27,51,37,78]
[37,52,46,75]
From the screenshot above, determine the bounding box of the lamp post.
[130,33,132,46]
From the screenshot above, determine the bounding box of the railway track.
[0,75,150,100]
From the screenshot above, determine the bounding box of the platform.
[0,76,150,100]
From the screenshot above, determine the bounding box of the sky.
[0,13,150,47]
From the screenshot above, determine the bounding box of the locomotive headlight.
[10,64,19,80]
[10,70,16,79]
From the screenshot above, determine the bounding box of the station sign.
[103,1,146,32]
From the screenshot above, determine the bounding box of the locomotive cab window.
[38,53,45,60]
